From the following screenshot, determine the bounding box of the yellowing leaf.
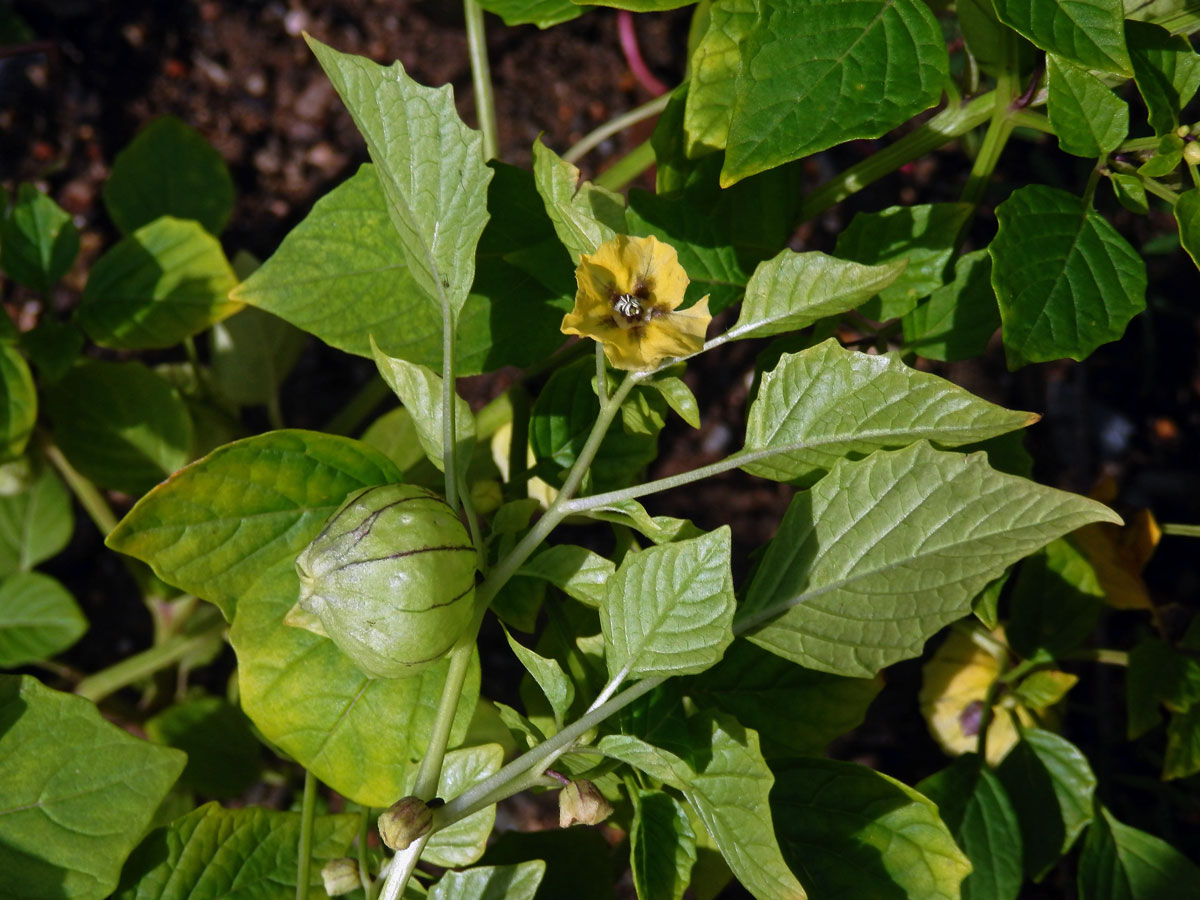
[1074,508,1161,611]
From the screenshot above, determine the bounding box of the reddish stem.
[617,10,668,97]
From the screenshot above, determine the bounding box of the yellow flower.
[561,234,711,371]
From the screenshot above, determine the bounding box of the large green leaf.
[992,0,1132,75]
[687,639,882,758]
[210,305,307,408]
[601,711,807,900]
[601,528,735,684]
[741,339,1037,484]
[738,442,1121,677]
[630,789,696,900]
[418,744,505,868]
[531,138,627,264]
[0,572,86,667]
[1046,54,1129,157]
[0,343,36,462]
[1175,187,1200,270]
[902,250,1001,362]
[0,183,79,292]
[990,185,1147,368]
[44,360,193,496]
[77,217,239,349]
[918,755,1024,900]
[773,758,971,899]
[114,803,356,900]
[519,544,615,608]
[231,561,480,806]
[428,862,546,900]
[475,0,584,28]
[106,429,401,620]
[835,203,973,321]
[306,36,491,321]
[1128,20,1200,133]
[726,250,906,341]
[372,340,476,474]
[996,727,1096,880]
[144,695,262,798]
[684,0,758,157]
[102,116,234,236]
[0,675,185,900]
[1078,805,1200,899]
[718,0,948,185]
[0,464,71,577]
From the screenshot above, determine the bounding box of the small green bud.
[320,858,360,896]
[558,779,613,827]
[295,484,477,678]
[1183,140,1200,167]
[378,795,434,850]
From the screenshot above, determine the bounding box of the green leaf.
[475,0,584,28]
[738,441,1121,677]
[772,758,972,900]
[20,318,83,385]
[0,675,185,900]
[600,711,807,900]
[371,339,476,474]
[996,727,1097,880]
[77,216,239,349]
[918,754,1024,900]
[1007,537,1105,657]
[990,184,1147,368]
[719,0,949,185]
[0,572,86,667]
[520,545,615,608]
[687,638,882,758]
[0,464,71,577]
[1126,636,1200,739]
[306,35,492,320]
[1078,805,1200,899]
[902,250,1002,362]
[835,203,973,321]
[531,138,627,264]
[44,360,193,495]
[1127,20,1200,135]
[1110,172,1149,215]
[630,788,696,900]
[428,862,546,900]
[1175,188,1200,270]
[741,339,1037,485]
[1163,703,1200,779]
[144,695,262,798]
[727,250,906,341]
[232,566,481,805]
[418,744,505,867]
[578,498,703,546]
[114,802,356,900]
[504,626,575,726]
[602,528,734,683]
[0,183,79,292]
[102,116,234,235]
[210,306,307,407]
[529,358,658,492]
[960,0,1034,77]
[0,344,36,462]
[992,0,1132,75]
[106,429,401,620]
[684,0,758,156]
[1138,132,1185,175]
[642,375,701,428]
[1046,54,1130,157]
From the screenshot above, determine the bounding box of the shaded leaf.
[0,464,71,577]
[630,789,696,900]
[532,138,626,264]
[419,744,505,868]
[475,0,584,28]
[902,250,1001,362]
[210,306,307,407]
[1077,805,1200,899]
[1127,20,1200,135]
[1046,54,1129,157]
[0,572,86,667]
[0,183,79,292]
[992,0,1132,75]
[504,626,575,726]
[0,344,36,462]
[1175,187,1200,270]
[428,862,546,900]
[144,695,262,798]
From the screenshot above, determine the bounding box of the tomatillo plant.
[4,2,1200,899]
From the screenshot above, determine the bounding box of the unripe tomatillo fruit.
[295,484,476,678]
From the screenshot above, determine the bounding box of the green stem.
[1116,135,1165,153]
[1061,648,1130,666]
[798,92,994,221]
[356,807,375,898]
[295,770,318,900]
[595,343,608,405]
[412,625,481,801]
[960,75,1018,208]
[74,626,224,702]
[324,377,391,436]
[442,323,459,514]
[564,93,672,164]
[464,0,499,160]
[1009,108,1054,135]
[594,140,656,191]
[40,436,118,537]
[1163,522,1200,537]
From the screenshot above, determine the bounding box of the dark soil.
[3,1,1199,897]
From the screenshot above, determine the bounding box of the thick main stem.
[464,0,498,160]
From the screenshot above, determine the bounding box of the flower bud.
[378,795,434,850]
[1184,140,1200,167]
[558,779,613,827]
[320,858,360,896]
[295,484,476,678]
